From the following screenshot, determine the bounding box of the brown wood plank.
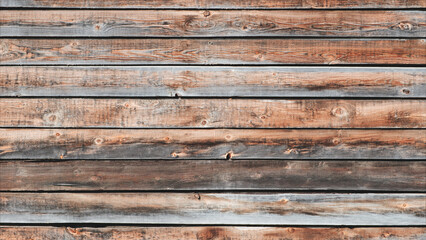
[1,0,425,9]
[1,193,424,225]
[1,66,425,98]
[2,10,424,37]
[0,99,424,128]
[1,226,425,240]
[1,39,424,65]
[1,160,424,191]
[0,129,424,159]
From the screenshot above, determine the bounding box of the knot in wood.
[46,114,56,122]
[331,106,348,118]
[94,138,103,145]
[398,22,413,31]
[401,88,411,95]
[203,11,211,17]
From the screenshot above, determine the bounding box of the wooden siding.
[1,227,425,240]
[1,129,424,160]
[1,66,425,98]
[1,0,425,9]
[1,193,425,225]
[1,10,425,37]
[1,0,425,237]
[0,99,424,128]
[2,39,425,65]
[1,160,425,191]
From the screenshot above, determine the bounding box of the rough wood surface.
[2,66,425,97]
[2,10,425,37]
[0,129,424,160]
[1,0,425,9]
[1,160,424,191]
[1,39,425,65]
[1,193,424,225]
[1,226,425,240]
[1,98,424,128]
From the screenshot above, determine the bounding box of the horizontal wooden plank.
[1,0,425,9]
[0,129,424,159]
[0,99,424,128]
[1,39,424,65]
[1,160,424,191]
[1,66,425,98]
[1,10,424,37]
[1,227,425,240]
[1,193,424,225]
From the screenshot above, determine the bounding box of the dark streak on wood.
[0,129,424,159]
[1,10,425,37]
[1,160,424,191]
[1,39,425,65]
[1,66,424,97]
[1,193,424,225]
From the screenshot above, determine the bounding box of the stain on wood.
[1,160,424,191]
[1,226,425,240]
[1,98,424,128]
[1,193,424,225]
[1,0,425,9]
[0,129,424,159]
[1,39,425,65]
[1,66,425,97]
[2,10,425,37]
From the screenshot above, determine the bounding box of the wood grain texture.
[1,160,425,191]
[1,39,425,65]
[2,66,425,97]
[1,98,424,128]
[0,129,424,160]
[1,227,425,240]
[1,0,425,9]
[2,10,425,37]
[1,193,424,225]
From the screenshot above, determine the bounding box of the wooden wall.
[0,0,425,239]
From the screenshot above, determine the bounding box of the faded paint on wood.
[1,193,424,225]
[2,10,425,37]
[1,226,425,240]
[1,160,424,191]
[0,129,424,159]
[1,0,425,9]
[1,66,424,98]
[1,39,425,65]
[1,98,424,128]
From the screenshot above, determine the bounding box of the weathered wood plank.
[1,39,424,65]
[1,193,424,225]
[2,10,424,37]
[1,160,424,191]
[1,0,425,9]
[0,99,424,128]
[0,129,424,159]
[2,66,425,98]
[1,226,425,240]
